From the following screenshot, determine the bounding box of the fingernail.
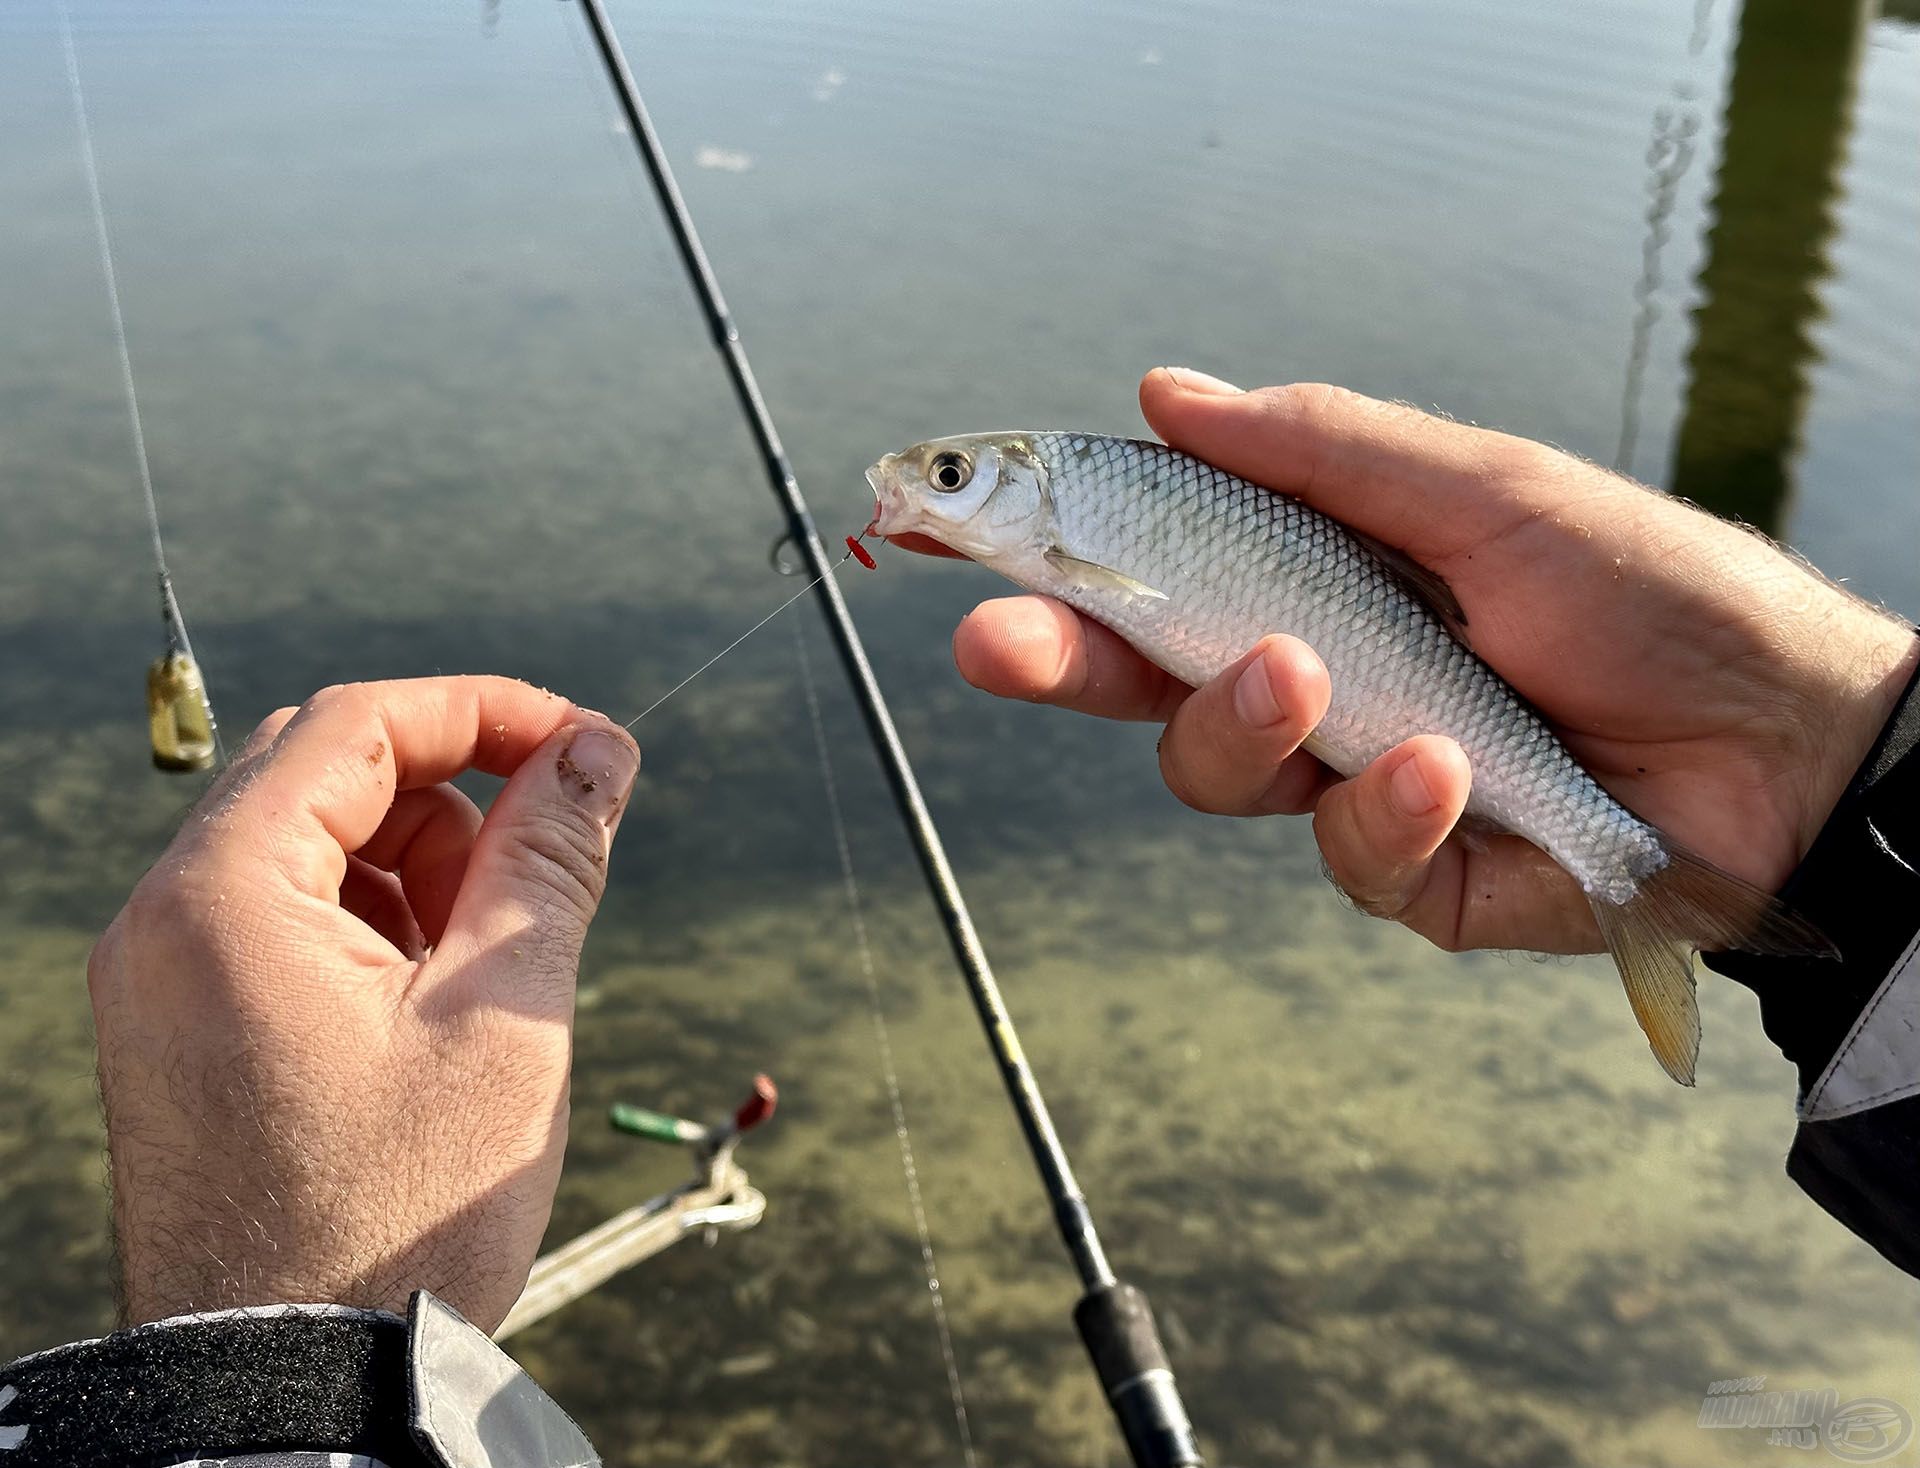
[1165,367,1244,396]
[1232,649,1285,729]
[1389,752,1439,817]
[557,726,640,828]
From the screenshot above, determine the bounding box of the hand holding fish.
[86,677,639,1328]
[876,369,1919,1081]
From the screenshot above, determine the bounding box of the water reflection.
[1613,0,1713,479]
[1668,0,1871,531]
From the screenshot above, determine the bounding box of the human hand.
[926,369,1917,957]
[87,676,639,1330]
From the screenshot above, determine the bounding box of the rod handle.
[1074,1282,1203,1467]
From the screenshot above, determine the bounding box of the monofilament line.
[624,548,854,728]
[57,0,162,580]
[792,619,978,1468]
[58,0,220,755]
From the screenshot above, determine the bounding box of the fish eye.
[928,451,972,493]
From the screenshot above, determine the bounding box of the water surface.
[1,1,1917,1463]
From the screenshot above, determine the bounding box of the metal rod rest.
[570,3,1201,1461]
[495,1167,765,1342]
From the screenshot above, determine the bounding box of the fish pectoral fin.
[1044,547,1169,602]
[1350,530,1469,642]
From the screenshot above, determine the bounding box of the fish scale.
[1032,432,1665,902]
[869,428,1833,1084]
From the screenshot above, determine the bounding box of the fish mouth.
[863,462,905,536]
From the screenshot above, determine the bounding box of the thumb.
[1139,370,1561,557]
[434,718,640,1000]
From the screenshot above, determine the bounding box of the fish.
[865,430,1833,1085]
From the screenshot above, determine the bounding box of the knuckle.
[302,681,380,728]
[117,870,186,939]
[1161,675,1282,815]
[1325,866,1410,923]
[498,808,609,922]
[295,682,361,731]
[1313,799,1463,943]
[130,873,214,954]
[307,682,354,711]
[1167,778,1214,816]
[90,865,228,999]
[255,707,298,740]
[1157,728,1216,814]
[1312,801,1409,921]
[1309,786,1351,851]
[1264,381,1347,428]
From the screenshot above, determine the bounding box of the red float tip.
[735,1073,778,1132]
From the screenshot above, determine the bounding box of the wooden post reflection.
[1666,0,1870,531]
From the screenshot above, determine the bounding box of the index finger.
[223,676,582,867]
[954,596,1190,723]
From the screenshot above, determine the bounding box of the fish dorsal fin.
[1350,530,1469,643]
[1044,546,1170,602]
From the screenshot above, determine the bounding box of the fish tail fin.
[1591,843,1836,1087]
[1591,898,1702,1086]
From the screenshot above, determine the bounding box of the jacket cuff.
[0,1292,599,1468]
[1704,633,1920,1092]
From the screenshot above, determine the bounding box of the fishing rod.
[571,3,1203,1462]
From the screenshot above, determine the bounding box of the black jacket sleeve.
[1706,637,1920,1277]
[0,1294,598,1468]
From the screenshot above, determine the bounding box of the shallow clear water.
[2,0,1917,1463]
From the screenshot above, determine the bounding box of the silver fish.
[867,431,1830,1084]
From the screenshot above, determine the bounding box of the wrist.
[106,1115,547,1329]
[113,1198,411,1328]
[1707,628,1920,1087]
[117,1236,436,1331]
[1791,612,1919,864]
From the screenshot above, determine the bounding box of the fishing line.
[791,617,976,1468]
[623,540,866,728]
[623,521,977,1461]
[57,0,222,764]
